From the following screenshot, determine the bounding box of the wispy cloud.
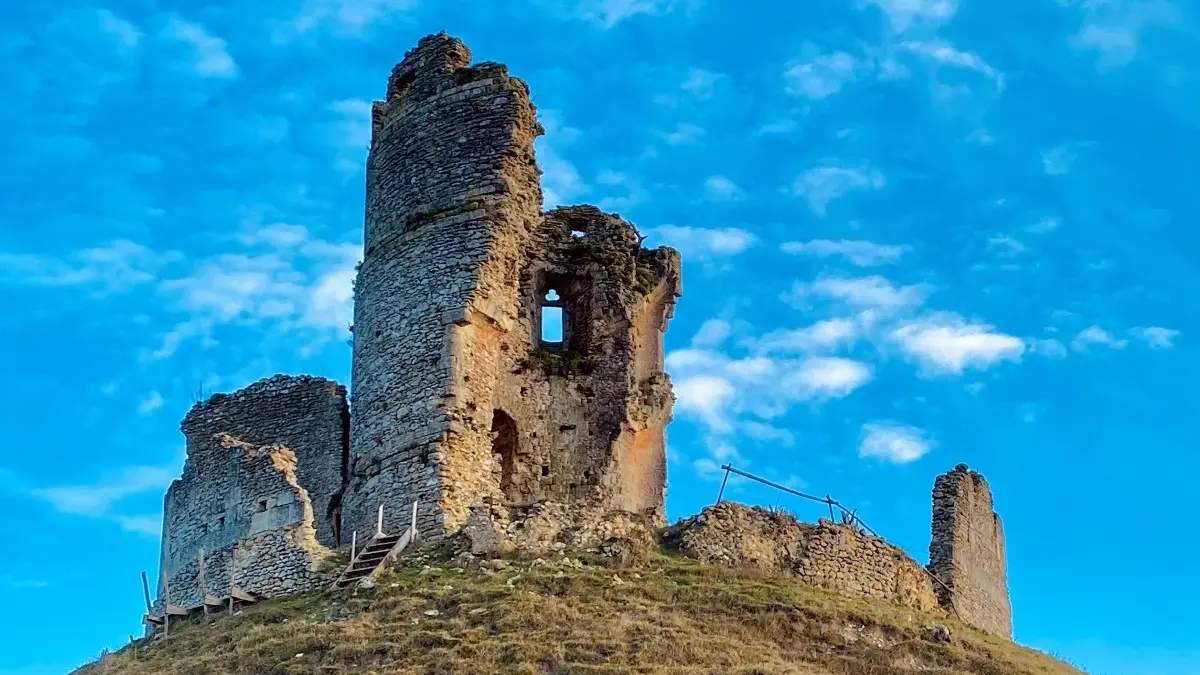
[864,0,960,33]
[573,0,696,28]
[704,175,745,201]
[31,464,174,537]
[784,50,861,99]
[1043,144,1078,175]
[899,40,1004,88]
[859,422,933,464]
[789,275,930,311]
[781,239,911,266]
[649,225,757,260]
[789,162,886,215]
[667,340,873,433]
[1131,326,1180,349]
[1071,325,1129,351]
[287,0,419,37]
[751,319,860,354]
[0,241,179,295]
[890,312,1026,376]
[160,17,237,79]
[137,391,164,415]
[1065,0,1179,66]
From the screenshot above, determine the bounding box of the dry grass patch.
[76,553,1084,675]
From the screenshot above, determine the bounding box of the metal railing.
[713,463,961,619]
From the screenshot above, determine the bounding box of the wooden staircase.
[333,502,419,589]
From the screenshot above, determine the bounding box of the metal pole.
[376,504,384,538]
[350,530,357,560]
[715,466,731,504]
[826,495,835,521]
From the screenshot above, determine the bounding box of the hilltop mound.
[75,551,1082,675]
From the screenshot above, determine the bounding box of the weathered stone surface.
[177,374,349,547]
[155,434,333,609]
[460,507,503,555]
[928,464,1013,638]
[343,32,681,543]
[665,502,939,613]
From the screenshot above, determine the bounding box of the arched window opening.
[491,410,519,501]
[540,289,564,346]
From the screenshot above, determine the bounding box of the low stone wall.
[664,502,939,613]
[157,435,333,608]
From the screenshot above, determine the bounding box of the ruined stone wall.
[928,464,1013,637]
[346,33,543,541]
[178,375,349,546]
[346,32,679,541]
[156,434,332,608]
[490,206,680,521]
[666,503,939,613]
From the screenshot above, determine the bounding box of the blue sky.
[1,0,1197,673]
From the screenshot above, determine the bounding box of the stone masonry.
[154,375,347,607]
[665,503,939,613]
[153,32,680,607]
[156,434,333,609]
[341,32,682,541]
[149,34,1018,639]
[928,464,1013,637]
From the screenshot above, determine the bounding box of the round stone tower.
[343,33,544,539]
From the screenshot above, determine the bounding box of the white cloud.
[859,422,932,464]
[1042,144,1077,175]
[328,98,373,161]
[789,275,930,311]
[784,51,861,99]
[781,239,910,266]
[899,40,1003,88]
[95,9,142,50]
[664,122,705,145]
[161,17,237,79]
[0,241,178,294]
[1071,325,1129,351]
[674,374,737,433]
[113,515,162,536]
[752,319,859,353]
[987,235,1027,256]
[790,162,886,215]
[666,341,873,433]
[574,0,693,27]
[691,318,732,347]
[1131,326,1180,349]
[649,225,757,260]
[137,391,164,415]
[34,465,175,517]
[1066,0,1178,66]
[288,0,419,36]
[538,143,588,209]
[1026,217,1061,234]
[788,357,873,398]
[891,313,1025,375]
[864,0,959,32]
[680,68,723,99]
[704,175,744,201]
[1029,338,1069,358]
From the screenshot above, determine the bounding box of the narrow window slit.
[540,288,564,346]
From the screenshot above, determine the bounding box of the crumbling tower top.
[385,32,473,102]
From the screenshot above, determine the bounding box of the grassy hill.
[75,549,1085,675]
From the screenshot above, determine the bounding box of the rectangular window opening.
[257,500,268,513]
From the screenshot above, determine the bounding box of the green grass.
[77,552,1085,675]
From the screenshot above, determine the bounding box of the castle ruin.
[155,32,680,610]
[929,464,1013,637]
[152,32,1013,640]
